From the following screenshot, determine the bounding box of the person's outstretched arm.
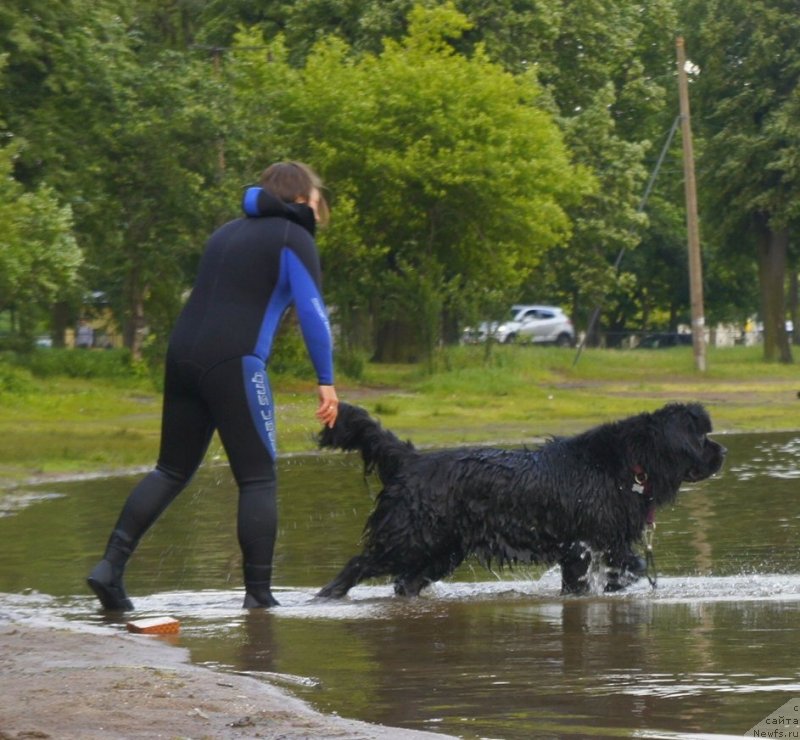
[283,241,338,428]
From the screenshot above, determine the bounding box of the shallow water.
[1,431,799,739]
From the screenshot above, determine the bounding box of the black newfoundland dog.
[317,402,725,598]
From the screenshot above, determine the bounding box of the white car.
[463,305,575,346]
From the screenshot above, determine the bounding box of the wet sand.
[0,616,453,740]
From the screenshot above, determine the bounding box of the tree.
[1,0,229,358]
[188,0,685,340]
[5,0,742,358]
[683,0,800,362]
[523,0,680,338]
[0,140,83,345]
[198,0,413,62]
[76,51,228,359]
[226,3,590,361]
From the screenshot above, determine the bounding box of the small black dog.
[317,402,725,598]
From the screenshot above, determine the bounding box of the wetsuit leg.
[88,358,215,611]
[202,356,279,608]
[112,359,216,543]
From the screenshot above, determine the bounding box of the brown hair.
[259,161,329,225]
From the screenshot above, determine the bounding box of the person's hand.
[316,385,339,428]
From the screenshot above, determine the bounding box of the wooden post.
[676,36,707,372]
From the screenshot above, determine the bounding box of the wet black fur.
[317,402,726,598]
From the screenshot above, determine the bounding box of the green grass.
[0,376,163,478]
[350,344,799,441]
[1,344,798,488]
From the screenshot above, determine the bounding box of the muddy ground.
[0,617,452,740]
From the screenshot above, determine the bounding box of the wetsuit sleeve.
[283,246,335,386]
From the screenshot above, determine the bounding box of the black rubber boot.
[242,563,279,608]
[87,530,135,611]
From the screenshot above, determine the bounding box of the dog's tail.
[318,402,415,483]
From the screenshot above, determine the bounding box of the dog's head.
[657,403,726,482]
[624,402,726,503]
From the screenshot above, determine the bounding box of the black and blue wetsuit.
[91,188,333,609]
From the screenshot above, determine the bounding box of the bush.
[0,362,35,394]
[4,320,363,390]
[268,320,368,382]
[9,348,150,382]
[336,348,366,381]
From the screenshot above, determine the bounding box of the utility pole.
[676,36,707,372]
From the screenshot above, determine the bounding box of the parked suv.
[463,305,575,346]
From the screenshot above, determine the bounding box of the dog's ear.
[683,402,712,433]
[663,403,712,468]
[632,404,704,471]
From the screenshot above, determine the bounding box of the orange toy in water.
[125,617,180,635]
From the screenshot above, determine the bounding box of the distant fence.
[583,325,759,350]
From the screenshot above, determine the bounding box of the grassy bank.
[1,344,798,488]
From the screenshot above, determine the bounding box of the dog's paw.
[560,582,591,596]
[603,566,642,593]
[315,582,351,600]
[602,550,648,592]
[623,553,648,575]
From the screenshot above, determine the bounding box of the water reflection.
[1,431,799,738]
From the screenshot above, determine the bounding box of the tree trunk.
[49,301,72,348]
[755,215,792,363]
[123,269,148,362]
[788,269,798,346]
[584,307,603,348]
[373,318,424,363]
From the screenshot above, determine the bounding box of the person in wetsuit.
[87,161,339,610]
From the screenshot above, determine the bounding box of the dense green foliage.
[224,8,589,360]
[0,139,82,345]
[1,0,798,363]
[683,0,800,362]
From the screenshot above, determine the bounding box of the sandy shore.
[0,616,453,740]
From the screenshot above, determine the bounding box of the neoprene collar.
[241,186,317,236]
